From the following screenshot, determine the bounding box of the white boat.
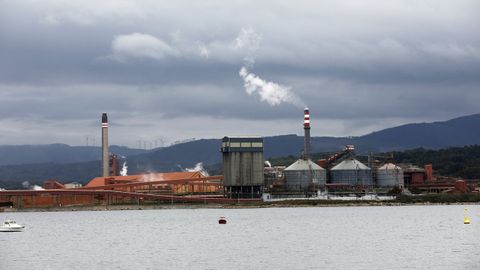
[0,219,25,232]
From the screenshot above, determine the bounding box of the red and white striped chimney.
[303,107,311,159]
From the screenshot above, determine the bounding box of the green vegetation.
[392,145,480,179]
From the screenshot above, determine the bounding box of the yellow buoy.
[464,208,470,224]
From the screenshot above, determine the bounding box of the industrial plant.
[0,109,479,209]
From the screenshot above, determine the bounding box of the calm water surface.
[1,205,479,269]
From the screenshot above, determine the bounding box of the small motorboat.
[218,217,227,224]
[0,219,25,232]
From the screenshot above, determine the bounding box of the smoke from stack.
[185,162,210,176]
[239,67,305,108]
[101,113,109,177]
[120,161,128,176]
[303,108,311,160]
[234,28,305,108]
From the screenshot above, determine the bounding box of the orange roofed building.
[85,171,219,194]
[86,172,204,187]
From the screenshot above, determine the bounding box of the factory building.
[330,158,373,186]
[284,108,327,192]
[109,154,120,176]
[221,136,264,198]
[376,163,404,188]
[264,165,285,190]
[86,171,220,194]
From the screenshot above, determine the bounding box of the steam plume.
[120,161,128,176]
[140,173,164,182]
[185,162,210,176]
[234,27,306,108]
[239,67,306,107]
[233,27,261,67]
[22,181,45,190]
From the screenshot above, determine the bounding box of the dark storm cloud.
[0,0,479,146]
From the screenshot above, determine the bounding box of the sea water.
[1,205,479,269]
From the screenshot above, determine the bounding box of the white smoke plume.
[239,67,306,107]
[22,181,30,189]
[234,28,306,108]
[185,162,210,176]
[233,27,261,67]
[32,185,45,190]
[140,173,164,182]
[120,161,128,176]
[22,181,45,190]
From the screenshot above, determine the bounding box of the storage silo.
[330,158,372,186]
[221,136,264,198]
[284,159,327,191]
[376,163,404,188]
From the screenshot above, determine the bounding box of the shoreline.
[3,200,479,213]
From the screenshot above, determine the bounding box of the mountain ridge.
[1,113,480,188]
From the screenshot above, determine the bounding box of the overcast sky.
[0,0,479,148]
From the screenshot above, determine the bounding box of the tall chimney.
[303,107,310,160]
[101,113,109,177]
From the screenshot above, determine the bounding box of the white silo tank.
[376,163,404,188]
[330,158,372,186]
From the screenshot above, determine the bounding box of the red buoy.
[218,217,227,224]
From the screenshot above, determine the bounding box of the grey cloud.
[0,0,479,146]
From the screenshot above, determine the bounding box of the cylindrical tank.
[284,159,327,190]
[330,158,372,186]
[376,163,404,188]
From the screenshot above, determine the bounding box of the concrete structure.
[221,136,264,198]
[264,166,285,190]
[330,158,373,186]
[109,154,119,176]
[424,164,435,182]
[101,113,109,177]
[284,159,327,191]
[376,163,404,188]
[403,165,426,186]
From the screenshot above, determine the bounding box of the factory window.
[240,142,252,147]
[251,142,263,147]
[230,142,241,147]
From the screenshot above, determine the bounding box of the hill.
[0,144,147,165]
[2,113,480,188]
[357,113,480,152]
